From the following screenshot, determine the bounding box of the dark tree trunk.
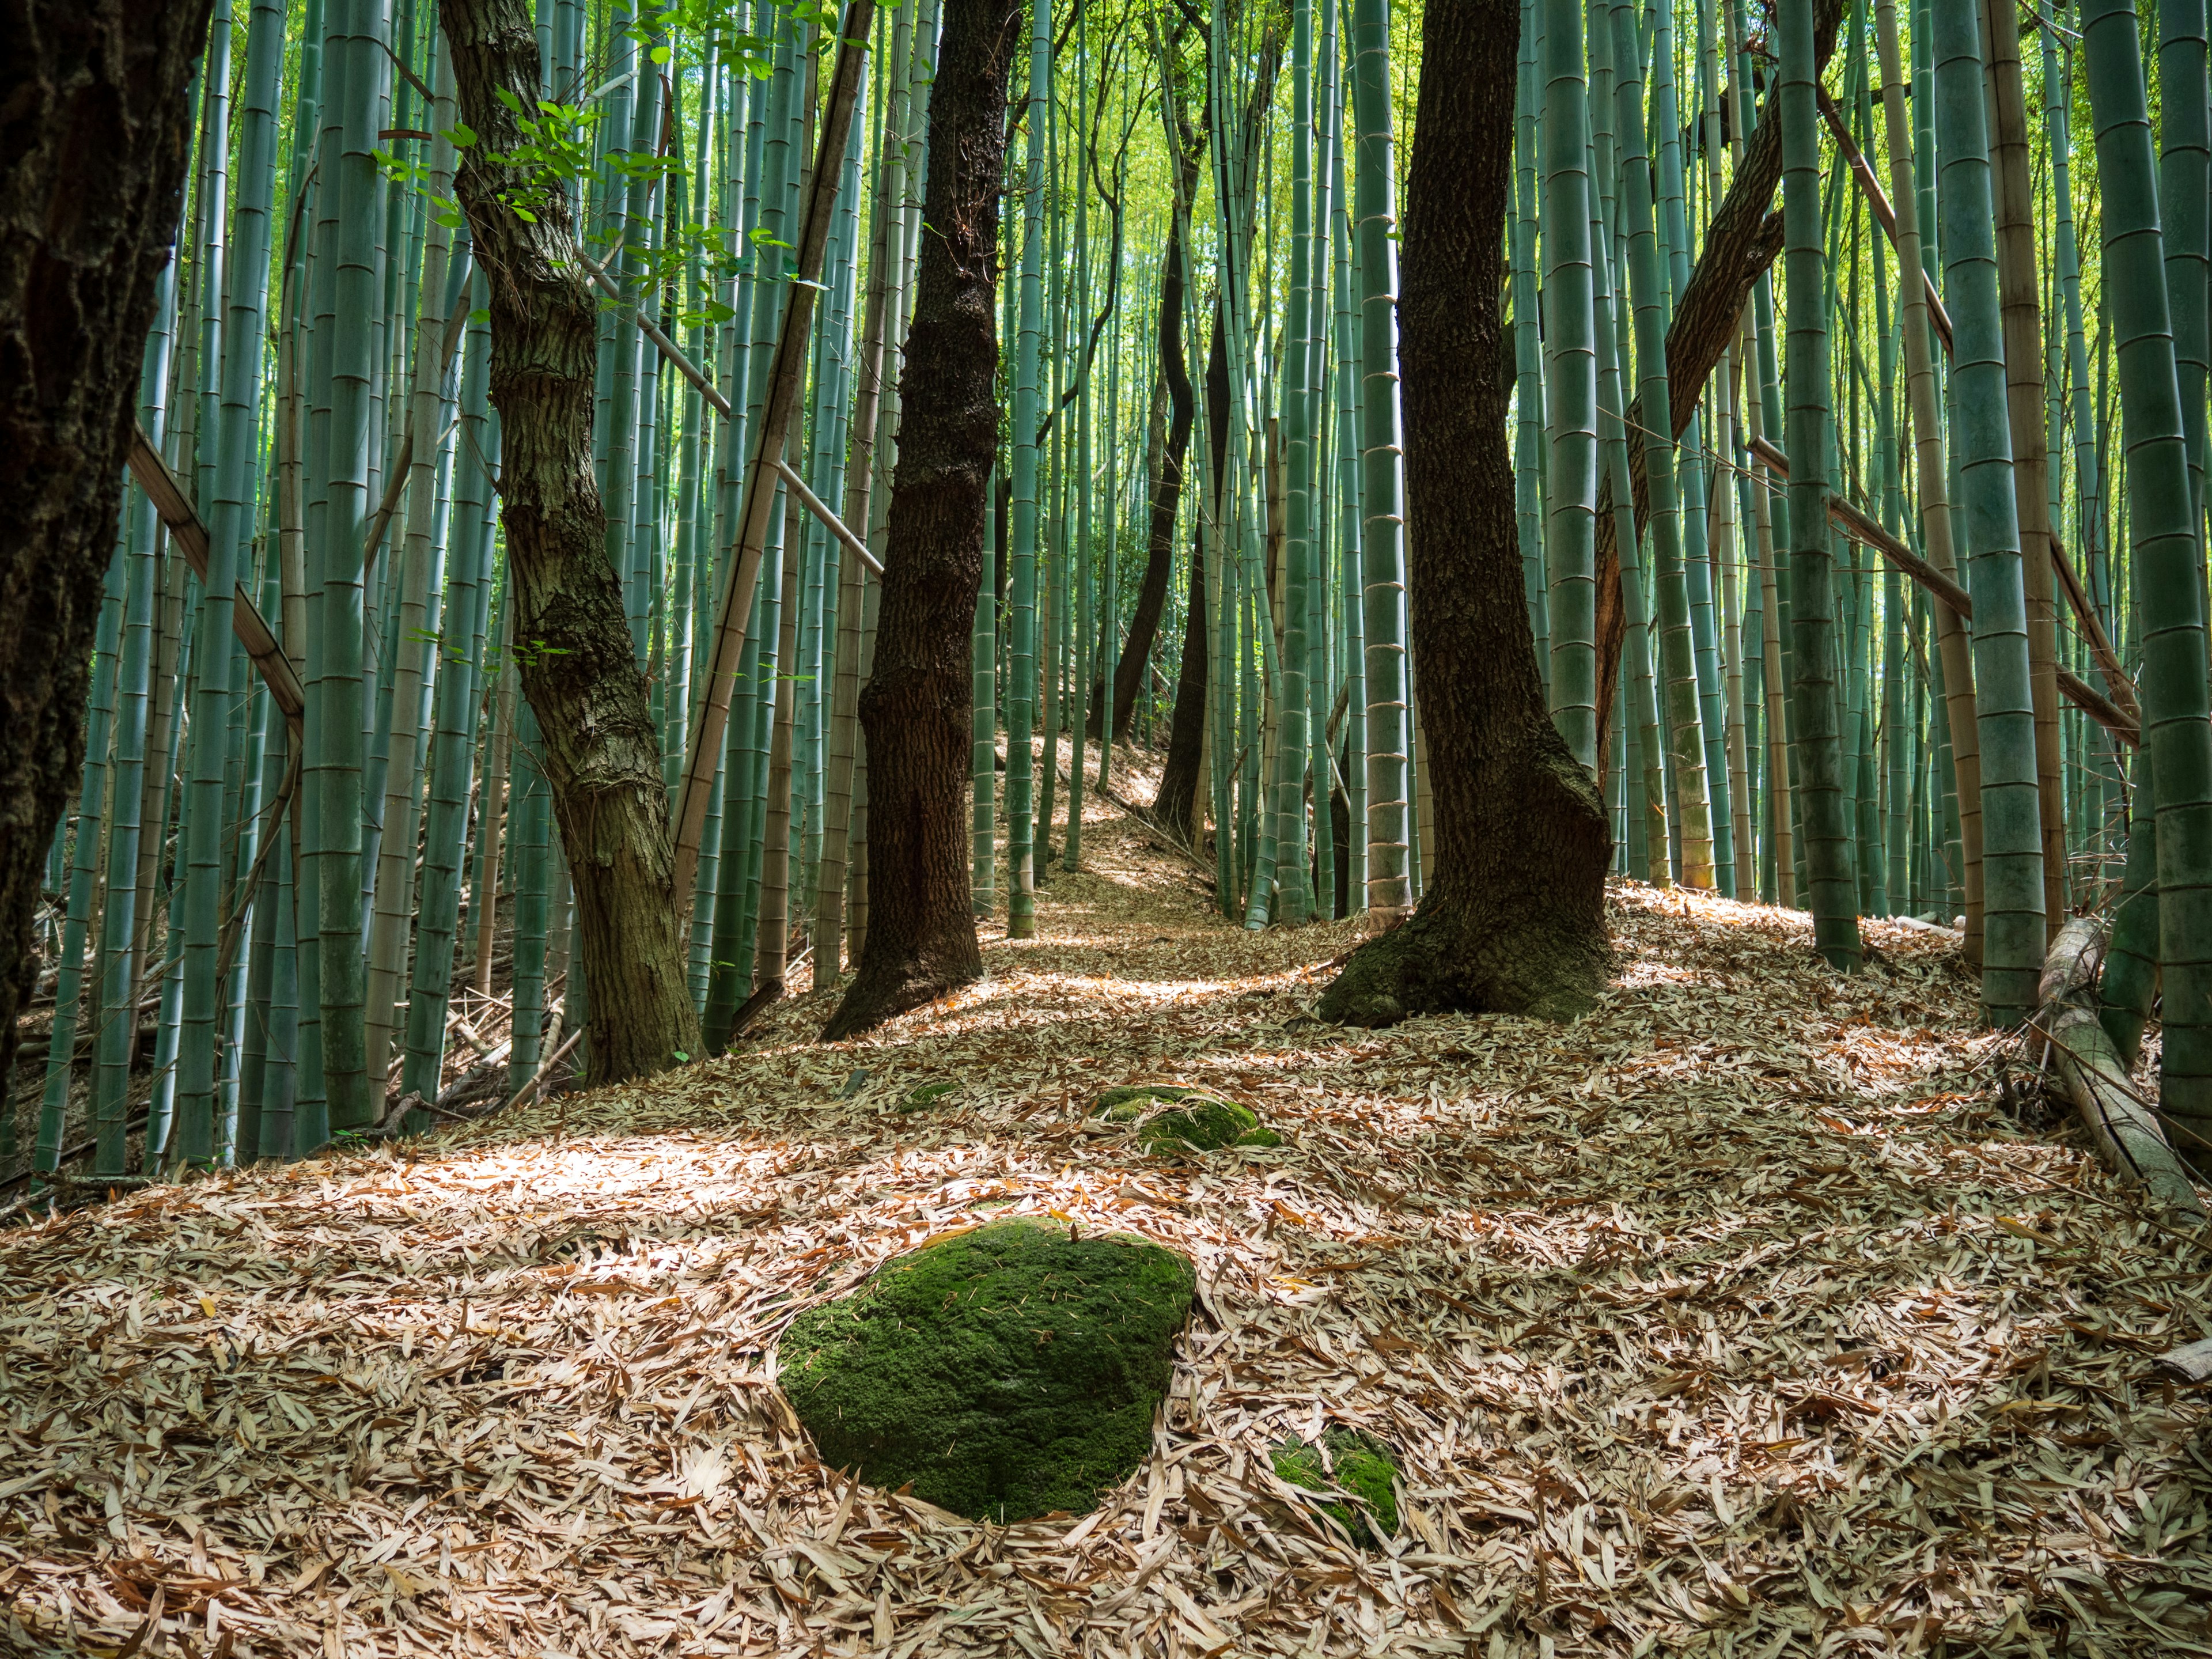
[1320,0,1610,1028]
[1152,310,1229,843]
[1589,0,1844,771]
[821,0,1017,1042]
[0,0,213,1140]
[1096,195,1196,744]
[442,0,700,1083]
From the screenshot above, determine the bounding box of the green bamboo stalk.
[1350,0,1407,913]
[2084,0,2212,1145]
[1515,0,1547,686]
[1540,0,1598,770]
[33,555,127,1174]
[399,294,495,1106]
[95,266,177,1175]
[1934,0,2041,1021]
[1779,0,1860,967]
[365,44,459,1092]
[1006,0,1047,940]
[508,699,552,1093]
[1611,0,1712,889]
[173,0,240,1166]
[1873,0,1980,959]
[974,463,998,915]
[2161,0,2210,545]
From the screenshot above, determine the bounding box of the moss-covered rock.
[1093,1082,1202,1117]
[1091,1084,1282,1154]
[1140,1097,1282,1155]
[1270,1429,1401,1548]
[779,1219,1195,1522]
[899,1081,959,1112]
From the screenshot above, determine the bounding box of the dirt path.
[4,774,2210,1657]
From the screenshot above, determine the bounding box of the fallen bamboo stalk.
[2032,916,2205,1218]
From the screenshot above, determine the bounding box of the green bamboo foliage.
[1933,0,2041,1023]
[2084,0,2212,1145]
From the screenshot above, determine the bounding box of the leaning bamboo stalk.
[671,2,877,906]
[1747,435,2138,748]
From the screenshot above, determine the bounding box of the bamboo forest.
[18,0,2212,1651]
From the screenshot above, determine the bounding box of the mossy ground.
[779,1220,1196,1522]
[1092,1084,1282,1154]
[1270,1429,1401,1548]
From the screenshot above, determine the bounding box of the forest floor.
[6,748,2212,1658]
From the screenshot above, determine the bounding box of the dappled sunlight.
[6,791,2206,1657]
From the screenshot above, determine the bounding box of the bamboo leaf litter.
[6,798,2211,1656]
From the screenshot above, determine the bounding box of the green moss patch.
[1270,1429,1401,1548]
[1091,1084,1281,1154]
[779,1220,1196,1522]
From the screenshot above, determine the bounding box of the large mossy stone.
[1270,1429,1401,1548]
[779,1219,1196,1522]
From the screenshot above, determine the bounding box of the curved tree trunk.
[821,0,1018,1042]
[1153,310,1229,843]
[442,0,700,1084]
[1098,214,1195,744]
[1320,0,1608,1029]
[0,0,214,1138]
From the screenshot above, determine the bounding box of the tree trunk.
[1153,310,1229,844]
[441,0,699,1084]
[1320,0,1608,1028]
[820,0,1018,1043]
[0,0,214,1135]
[1100,213,1195,744]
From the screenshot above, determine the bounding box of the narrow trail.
[5,772,2211,1656]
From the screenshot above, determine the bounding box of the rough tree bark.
[820,0,1019,1041]
[1153,313,1229,843]
[441,0,700,1082]
[1319,0,1609,1028]
[1590,0,1844,764]
[0,0,214,1132]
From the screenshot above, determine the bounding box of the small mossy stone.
[1138,1096,1280,1156]
[900,1081,959,1112]
[1092,1083,1199,1116]
[1270,1429,1400,1548]
[779,1220,1195,1522]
